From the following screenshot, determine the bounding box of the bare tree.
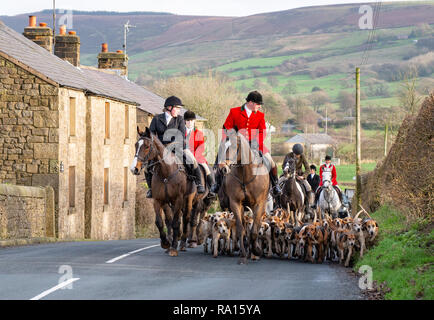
[398,68,423,116]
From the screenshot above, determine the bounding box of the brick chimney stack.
[23,16,53,52]
[97,43,128,77]
[54,26,81,67]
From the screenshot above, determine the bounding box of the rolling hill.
[2,2,434,148]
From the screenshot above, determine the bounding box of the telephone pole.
[355,67,362,211]
[52,0,56,53]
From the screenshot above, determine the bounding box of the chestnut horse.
[218,129,270,264]
[131,127,196,256]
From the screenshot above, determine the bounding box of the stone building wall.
[136,109,153,132]
[57,88,87,239]
[0,55,60,192]
[86,96,136,240]
[0,184,55,239]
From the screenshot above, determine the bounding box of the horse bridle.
[136,135,154,165]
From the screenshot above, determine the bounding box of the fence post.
[355,67,362,211]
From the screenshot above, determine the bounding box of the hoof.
[188,242,197,248]
[251,254,260,261]
[169,249,178,257]
[180,247,187,252]
[238,257,247,265]
[161,240,170,249]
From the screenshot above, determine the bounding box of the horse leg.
[169,199,183,257]
[250,203,264,259]
[180,194,194,251]
[154,201,170,250]
[162,204,173,245]
[188,203,200,248]
[231,200,246,265]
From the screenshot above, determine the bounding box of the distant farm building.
[286,134,335,161]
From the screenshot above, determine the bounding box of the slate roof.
[0,20,203,118]
[80,67,204,119]
[287,134,335,145]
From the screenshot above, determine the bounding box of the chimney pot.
[24,16,53,52]
[102,43,108,53]
[55,30,80,66]
[29,15,36,27]
[59,25,66,35]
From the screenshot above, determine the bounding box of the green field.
[354,205,433,300]
[277,162,377,182]
[335,163,377,184]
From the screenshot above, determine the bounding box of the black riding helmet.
[184,110,196,121]
[292,143,304,155]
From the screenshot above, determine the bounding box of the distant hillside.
[1,1,433,117]
[2,2,434,56]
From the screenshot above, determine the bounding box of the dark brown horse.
[279,154,306,224]
[218,129,270,264]
[131,127,196,256]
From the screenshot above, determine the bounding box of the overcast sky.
[1,0,409,17]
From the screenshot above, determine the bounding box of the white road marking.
[30,278,80,300]
[106,244,160,264]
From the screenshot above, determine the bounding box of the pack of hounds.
[197,206,379,267]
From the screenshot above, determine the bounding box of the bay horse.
[218,129,269,264]
[279,154,306,224]
[317,171,341,219]
[131,127,196,256]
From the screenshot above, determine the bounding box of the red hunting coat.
[186,128,207,164]
[319,163,338,186]
[222,105,268,153]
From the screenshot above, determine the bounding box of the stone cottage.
[286,133,335,161]
[0,16,197,240]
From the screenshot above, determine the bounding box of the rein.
[138,136,185,202]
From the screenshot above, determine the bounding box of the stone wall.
[86,96,136,240]
[136,109,153,132]
[57,88,87,239]
[0,183,55,239]
[0,55,60,190]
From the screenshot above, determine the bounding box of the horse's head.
[283,154,296,178]
[130,127,157,175]
[322,171,332,189]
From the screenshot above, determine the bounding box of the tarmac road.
[0,239,364,300]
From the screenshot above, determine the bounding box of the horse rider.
[144,96,205,198]
[184,110,216,196]
[314,155,345,206]
[210,90,282,196]
[282,143,315,209]
[307,164,320,194]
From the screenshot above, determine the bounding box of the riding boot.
[206,173,216,197]
[193,166,206,194]
[145,171,153,198]
[270,166,282,196]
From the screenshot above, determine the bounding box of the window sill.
[68,207,76,215]
[68,136,77,144]
[103,204,110,212]
[104,138,111,145]
[124,138,130,145]
[122,200,129,208]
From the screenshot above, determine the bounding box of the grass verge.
[353,204,433,300]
